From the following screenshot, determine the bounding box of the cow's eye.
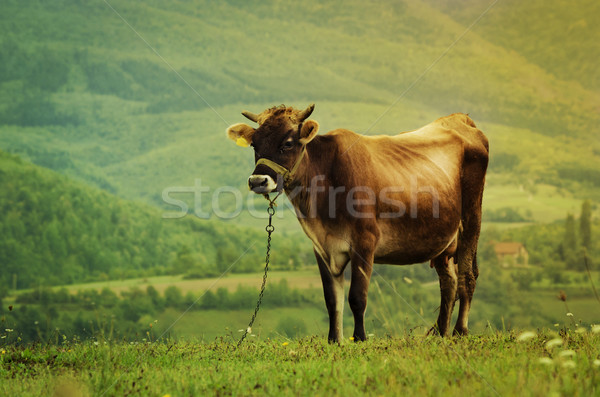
[280,139,294,152]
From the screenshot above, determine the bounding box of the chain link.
[235,198,277,349]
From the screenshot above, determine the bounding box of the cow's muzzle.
[248,174,278,193]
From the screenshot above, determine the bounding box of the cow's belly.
[373,216,461,265]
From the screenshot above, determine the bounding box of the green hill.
[0,0,597,228]
[0,151,309,289]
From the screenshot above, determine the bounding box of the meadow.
[1,0,599,394]
[1,331,600,396]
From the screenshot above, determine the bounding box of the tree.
[164,286,183,308]
[580,200,592,250]
[564,213,577,254]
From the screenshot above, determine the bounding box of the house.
[493,242,529,268]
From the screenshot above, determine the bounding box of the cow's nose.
[248,175,269,190]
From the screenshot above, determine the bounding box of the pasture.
[1,331,599,396]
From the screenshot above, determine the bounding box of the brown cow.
[227,104,488,342]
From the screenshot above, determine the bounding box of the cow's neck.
[284,140,330,220]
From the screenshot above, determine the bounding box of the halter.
[255,145,306,188]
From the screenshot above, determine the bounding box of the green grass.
[1,331,599,396]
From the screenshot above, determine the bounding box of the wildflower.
[562,361,576,369]
[575,327,586,334]
[247,327,252,334]
[349,336,355,341]
[593,359,600,368]
[591,325,600,334]
[554,324,559,327]
[282,342,289,346]
[5,329,13,333]
[559,350,576,358]
[545,338,563,349]
[517,331,536,342]
[537,357,553,365]
[566,313,573,317]
[368,333,375,337]
[1,350,5,355]
[93,341,99,346]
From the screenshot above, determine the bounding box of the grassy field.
[27,269,324,296]
[1,331,599,396]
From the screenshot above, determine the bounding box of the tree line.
[0,279,316,344]
[0,150,311,291]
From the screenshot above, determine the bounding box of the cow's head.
[227,104,319,193]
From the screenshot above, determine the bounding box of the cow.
[226,104,488,342]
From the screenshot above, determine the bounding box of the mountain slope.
[0,0,597,220]
[423,0,600,91]
[0,151,309,289]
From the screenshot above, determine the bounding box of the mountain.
[0,150,309,289]
[0,0,597,227]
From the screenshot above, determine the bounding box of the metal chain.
[235,199,277,349]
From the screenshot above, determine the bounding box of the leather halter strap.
[255,146,306,187]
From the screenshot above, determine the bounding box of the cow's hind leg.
[432,255,458,337]
[454,233,480,336]
[454,149,487,336]
[315,249,346,343]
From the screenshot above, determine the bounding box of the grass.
[1,331,599,396]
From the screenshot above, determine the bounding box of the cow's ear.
[226,123,255,147]
[299,120,319,145]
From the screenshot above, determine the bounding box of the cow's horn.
[298,103,315,122]
[241,110,259,123]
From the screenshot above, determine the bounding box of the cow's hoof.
[453,327,468,336]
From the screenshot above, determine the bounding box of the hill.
[0,0,598,227]
[0,151,310,289]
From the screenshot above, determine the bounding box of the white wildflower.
[593,359,600,367]
[566,313,573,317]
[517,331,536,342]
[562,361,576,369]
[545,338,563,349]
[559,350,576,358]
[591,325,600,334]
[537,357,553,365]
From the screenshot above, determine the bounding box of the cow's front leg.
[348,244,374,342]
[315,249,346,343]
